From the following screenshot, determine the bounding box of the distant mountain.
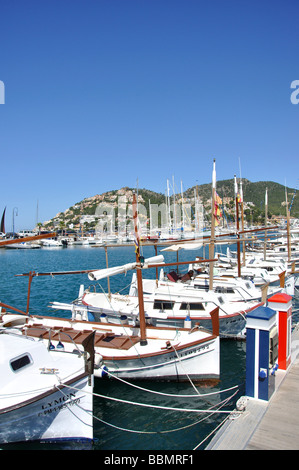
[40,180,298,231]
[186,179,298,216]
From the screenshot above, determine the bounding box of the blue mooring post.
[245,305,278,401]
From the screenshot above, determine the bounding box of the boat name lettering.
[39,393,79,415]
[167,343,210,361]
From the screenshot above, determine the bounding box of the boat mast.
[209,159,216,290]
[234,175,241,277]
[238,159,245,265]
[285,185,291,263]
[132,191,147,346]
[239,179,246,266]
[263,187,268,261]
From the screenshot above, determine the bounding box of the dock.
[206,323,299,450]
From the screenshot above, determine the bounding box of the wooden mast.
[234,175,241,277]
[263,187,268,261]
[0,232,57,246]
[240,179,246,266]
[209,159,216,291]
[132,191,147,346]
[285,186,291,263]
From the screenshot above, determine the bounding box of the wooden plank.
[246,361,299,450]
[207,328,299,450]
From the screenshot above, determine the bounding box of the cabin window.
[153,300,174,310]
[215,286,235,294]
[179,302,205,310]
[10,354,32,372]
[194,284,209,292]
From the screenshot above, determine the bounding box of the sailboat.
[0,207,6,235]
[6,193,220,382]
[51,162,264,338]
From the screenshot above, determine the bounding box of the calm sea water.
[0,244,297,451]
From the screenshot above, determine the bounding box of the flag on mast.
[214,192,222,226]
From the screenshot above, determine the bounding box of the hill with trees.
[40,179,298,232]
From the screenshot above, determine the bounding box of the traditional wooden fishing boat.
[0,232,95,445]
[0,310,220,382]
[0,327,94,445]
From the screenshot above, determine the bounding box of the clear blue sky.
[0,0,298,230]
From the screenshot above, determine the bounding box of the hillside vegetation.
[41,179,298,231]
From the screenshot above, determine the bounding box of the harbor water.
[0,243,297,451]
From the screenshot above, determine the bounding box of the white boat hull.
[3,314,220,382]
[0,331,94,445]
[76,290,261,338]
[0,375,93,444]
[100,336,219,381]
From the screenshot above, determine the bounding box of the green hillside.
[186,179,298,219]
[42,179,298,231]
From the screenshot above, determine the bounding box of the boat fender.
[184,315,192,329]
[94,352,103,367]
[87,312,95,322]
[99,365,108,378]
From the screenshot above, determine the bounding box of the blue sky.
[0,0,298,230]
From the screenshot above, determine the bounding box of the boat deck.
[206,324,299,450]
[23,324,141,350]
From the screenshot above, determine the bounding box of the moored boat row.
[0,162,298,448]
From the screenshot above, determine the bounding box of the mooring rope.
[56,383,240,436]
[103,369,239,398]
[60,382,242,415]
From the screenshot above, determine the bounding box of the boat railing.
[22,325,84,356]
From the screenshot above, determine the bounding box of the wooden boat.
[0,310,220,382]
[0,327,94,444]
[0,232,95,445]
[4,194,220,382]
[70,282,260,338]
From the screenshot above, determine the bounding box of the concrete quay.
[206,324,299,450]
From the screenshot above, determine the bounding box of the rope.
[60,382,241,415]
[59,382,241,436]
[92,388,240,436]
[172,342,208,395]
[55,385,93,429]
[104,369,239,398]
[193,414,230,450]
